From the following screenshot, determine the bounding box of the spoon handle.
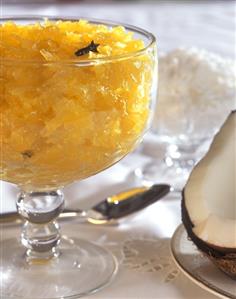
[93,184,170,219]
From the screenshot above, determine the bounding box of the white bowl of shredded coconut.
[152,47,236,144]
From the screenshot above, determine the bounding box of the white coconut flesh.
[185,112,236,249]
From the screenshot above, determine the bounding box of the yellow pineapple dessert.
[0,19,156,190]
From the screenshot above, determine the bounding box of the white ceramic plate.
[171,225,236,299]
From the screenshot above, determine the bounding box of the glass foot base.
[1,236,118,299]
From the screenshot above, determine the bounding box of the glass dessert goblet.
[0,16,157,299]
[135,48,235,191]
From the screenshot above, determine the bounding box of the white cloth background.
[1,1,235,298]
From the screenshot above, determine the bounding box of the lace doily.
[122,236,179,283]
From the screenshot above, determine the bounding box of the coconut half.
[182,111,236,279]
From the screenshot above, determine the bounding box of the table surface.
[1,1,235,298]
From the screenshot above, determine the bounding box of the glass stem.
[165,144,196,170]
[16,190,64,261]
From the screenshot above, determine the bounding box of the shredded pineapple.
[0,20,156,190]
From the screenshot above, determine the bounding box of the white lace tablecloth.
[1,1,235,298]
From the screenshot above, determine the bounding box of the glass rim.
[0,15,157,65]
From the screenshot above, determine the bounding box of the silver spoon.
[0,184,170,225]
